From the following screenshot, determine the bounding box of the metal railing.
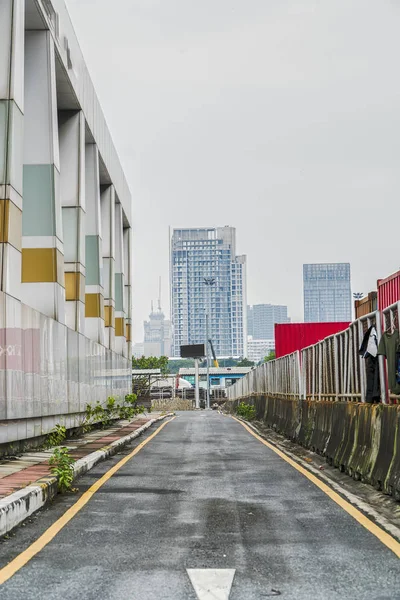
[227,311,392,404]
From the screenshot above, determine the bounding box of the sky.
[66,0,400,342]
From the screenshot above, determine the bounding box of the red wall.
[377,270,400,311]
[275,322,350,358]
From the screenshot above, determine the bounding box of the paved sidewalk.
[0,414,158,498]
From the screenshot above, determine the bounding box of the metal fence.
[227,310,393,404]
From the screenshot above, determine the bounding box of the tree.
[167,358,195,373]
[263,351,275,362]
[132,356,169,375]
[236,357,255,367]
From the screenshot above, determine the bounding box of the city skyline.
[66,1,400,342]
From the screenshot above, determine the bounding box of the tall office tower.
[303,263,352,322]
[247,304,290,339]
[171,227,247,357]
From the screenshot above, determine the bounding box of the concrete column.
[114,202,126,356]
[84,143,104,344]
[59,110,86,333]
[22,30,65,323]
[123,226,132,359]
[101,185,115,350]
[0,1,24,300]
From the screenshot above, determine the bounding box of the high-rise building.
[303,263,352,322]
[171,227,247,357]
[143,303,172,358]
[247,304,290,339]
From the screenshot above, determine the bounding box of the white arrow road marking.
[187,569,236,600]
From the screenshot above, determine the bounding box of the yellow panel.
[125,323,131,342]
[115,317,125,337]
[65,272,85,301]
[85,293,104,318]
[22,248,62,283]
[104,305,115,328]
[0,200,9,243]
[7,201,22,251]
[0,200,23,251]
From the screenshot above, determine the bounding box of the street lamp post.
[203,277,215,410]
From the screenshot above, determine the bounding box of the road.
[0,411,399,599]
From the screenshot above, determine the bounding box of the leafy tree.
[236,357,255,367]
[132,356,169,375]
[167,358,195,373]
[263,351,275,362]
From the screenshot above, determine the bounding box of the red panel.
[275,322,350,358]
[377,270,400,311]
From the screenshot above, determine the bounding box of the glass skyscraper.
[171,227,247,357]
[303,263,352,322]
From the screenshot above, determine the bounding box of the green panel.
[22,164,55,235]
[0,101,7,185]
[85,235,100,285]
[115,273,124,311]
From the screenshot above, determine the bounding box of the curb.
[0,413,174,538]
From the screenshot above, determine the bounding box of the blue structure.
[303,263,352,322]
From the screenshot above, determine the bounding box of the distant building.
[247,304,290,340]
[171,227,247,357]
[132,343,145,359]
[143,302,172,358]
[247,338,275,363]
[303,263,352,322]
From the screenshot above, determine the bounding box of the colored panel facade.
[171,226,247,357]
[303,263,352,323]
[0,0,133,447]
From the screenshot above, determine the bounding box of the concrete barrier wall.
[228,396,400,500]
[0,292,131,447]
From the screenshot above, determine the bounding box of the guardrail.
[227,309,394,404]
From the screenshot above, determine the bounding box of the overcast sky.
[66,0,400,342]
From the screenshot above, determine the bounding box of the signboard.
[180,344,206,359]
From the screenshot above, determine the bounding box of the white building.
[247,338,275,363]
[0,0,132,448]
[144,305,172,358]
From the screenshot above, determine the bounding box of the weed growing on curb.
[49,447,75,493]
[45,424,67,449]
[236,402,256,421]
[84,394,146,430]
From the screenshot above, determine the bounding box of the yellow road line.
[0,417,176,585]
[232,416,400,559]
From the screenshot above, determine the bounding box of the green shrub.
[84,394,145,430]
[45,424,67,449]
[49,447,75,493]
[236,402,256,421]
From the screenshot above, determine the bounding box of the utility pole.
[203,276,216,410]
[194,358,200,409]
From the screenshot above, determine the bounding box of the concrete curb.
[0,413,174,537]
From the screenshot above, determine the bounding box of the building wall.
[0,0,132,445]
[303,263,351,322]
[171,227,246,357]
[143,310,172,357]
[247,338,275,363]
[247,304,290,339]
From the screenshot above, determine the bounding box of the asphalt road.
[0,411,399,599]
